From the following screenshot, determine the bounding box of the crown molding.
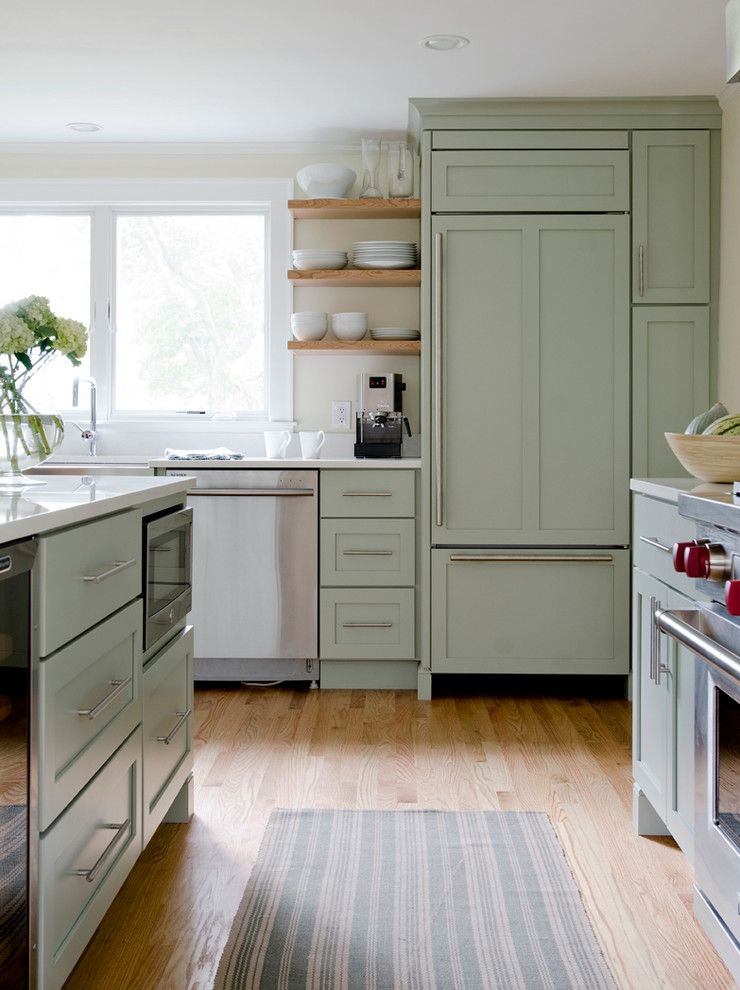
[719,82,740,110]
[0,140,366,156]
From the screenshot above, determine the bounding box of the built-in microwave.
[143,505,193,652]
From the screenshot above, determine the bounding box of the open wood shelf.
[289,198,421,219]
[288,268,421,287]
[288,340,420,356]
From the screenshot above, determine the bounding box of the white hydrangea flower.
[54,317,88,357]
[19,295,53,328]
[0,312,35,354]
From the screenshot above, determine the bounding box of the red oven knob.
[673,540,699,573]
[726,580,740,616]
[684,544,711,579]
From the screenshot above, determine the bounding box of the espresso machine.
[354,372,412,458]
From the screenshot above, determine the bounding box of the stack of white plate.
[331,312,368,341]
[292,249,348,271]
[351,241,418,270]
[370,327,420,341]
[291,311,328,341]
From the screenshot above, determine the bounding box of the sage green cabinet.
[320,518,415,587]
[632,306,710,478]
[632,131,710,304]
[431,549,629,675]
[431,149,629,213]
[320,588,415,660]
[431,213,630,545]
[632,567,695,859]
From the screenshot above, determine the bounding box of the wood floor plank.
[63,684,735,990]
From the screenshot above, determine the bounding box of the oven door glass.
[145,509,192,650]
[716,686,740,850]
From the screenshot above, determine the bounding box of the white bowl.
[292,324,328,342]
[293,258,348,271]
[291,311,327,330]
[333,325,367,342]
[296,164,357,199]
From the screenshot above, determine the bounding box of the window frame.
[0,178,293,427]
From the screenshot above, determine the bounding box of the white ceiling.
[0,0,730,145]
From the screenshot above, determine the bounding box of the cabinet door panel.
[632,569,668,821]
[432,215,629,545]
[664,586,695,859]
[632,306,710,478]
[632,131,710,304]
[431,549,629,674]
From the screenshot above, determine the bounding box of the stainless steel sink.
[27,456,152,477]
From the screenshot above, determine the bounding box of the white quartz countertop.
[148,457,422,470]
[630,477,732,504]
[0,475,192,544]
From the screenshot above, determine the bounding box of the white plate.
[352,241,417,248]
[294,260,348,271]
[353,259,417,270]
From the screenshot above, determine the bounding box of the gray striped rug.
[214,809,615,990]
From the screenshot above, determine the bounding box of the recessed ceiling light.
[66,122,102,133]
[421,34,470,51]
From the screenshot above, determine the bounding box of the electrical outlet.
[331,399,351,430]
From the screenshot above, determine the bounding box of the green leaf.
[14,352,32,370]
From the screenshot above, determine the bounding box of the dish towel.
[164,447,244,461]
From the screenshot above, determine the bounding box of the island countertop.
[0,475,192,544]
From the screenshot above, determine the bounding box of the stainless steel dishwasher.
[165,469,318,682]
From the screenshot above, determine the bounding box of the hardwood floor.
[66,681,735,990]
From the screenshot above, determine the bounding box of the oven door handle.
[655,608,740,682]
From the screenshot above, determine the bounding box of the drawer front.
[320,470,415,518]
[432,150,629,212]
[431,548,629,674]
[320,588,415,659]
[143,626,193,835]
[39,510,142,656]
[38,729,142,990]
[321,519,415,587]
[633,494,707,598]
[38,601,142,831]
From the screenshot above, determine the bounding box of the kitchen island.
[0,474,193,990]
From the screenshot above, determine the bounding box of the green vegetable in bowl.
[685,402,729,434]
[703,413,740,437]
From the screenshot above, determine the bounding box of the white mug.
[299,430,326,459]
[264,430,291,459]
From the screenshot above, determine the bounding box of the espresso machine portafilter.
[354,373,412,459]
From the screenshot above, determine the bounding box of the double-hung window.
[0,179,291,425]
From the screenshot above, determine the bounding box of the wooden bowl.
[664,432,740,482]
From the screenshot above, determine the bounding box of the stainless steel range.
[655,484,740,984]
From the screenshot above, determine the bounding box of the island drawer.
[38,729,142,990]
[320,588,415,659]
[37,600,142,831]
[633,494,705,598]
[38,510,142,656]
[143,626,193,845]
[320,519,415,586]
[320,470,415,518]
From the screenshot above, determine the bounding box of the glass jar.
[388,141,414,198]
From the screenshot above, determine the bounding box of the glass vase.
[0,389,64,487]
[359,137,383,199]
[388,141,414,198]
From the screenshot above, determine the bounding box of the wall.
[720,89,740,411]
[0,146,420,453]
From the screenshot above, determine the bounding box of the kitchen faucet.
[72,376,97,456]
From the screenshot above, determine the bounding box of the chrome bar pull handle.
[638,244,646,296]
[155,709,192,745]
[639,536,671,554]
[81,558,136,584]
[342,622,393,629]
[649,596,657,682]
[341,491,393,498]
[449,554,613,563]
[342,550,393,556]
[434,230,444,528]
[71,820,130,883]
[75,677,132,720]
